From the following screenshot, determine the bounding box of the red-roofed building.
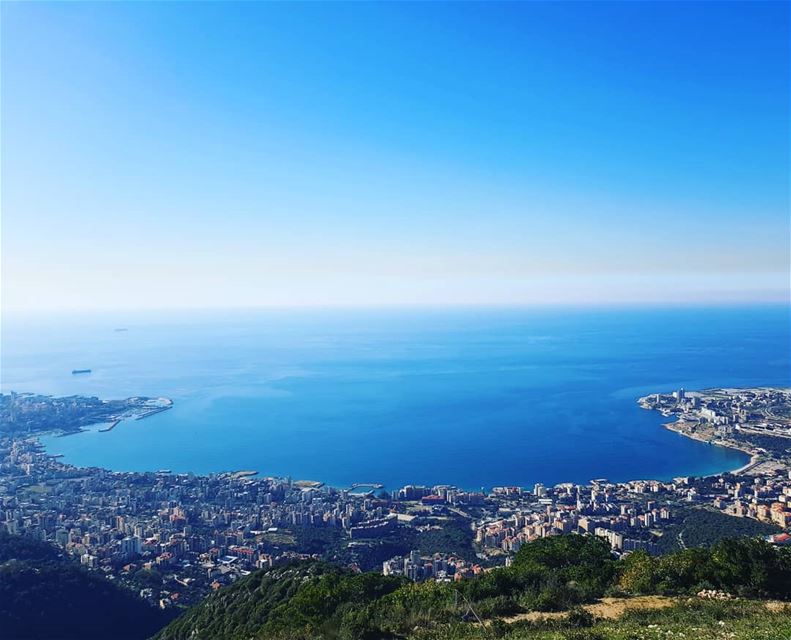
[771,533,791,546]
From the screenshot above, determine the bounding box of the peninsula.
[0,392,173,436]
[638,387,791,477]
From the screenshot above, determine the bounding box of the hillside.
[155,534,791,640]
[0,534,173,640]
[154,561,407,640]
[654,505,781,553]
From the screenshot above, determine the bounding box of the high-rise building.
[121,535,141,557]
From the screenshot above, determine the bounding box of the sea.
[2,306,789,490]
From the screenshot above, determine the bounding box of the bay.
[2,306,788,489]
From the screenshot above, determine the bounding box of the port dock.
[98,419,122,433]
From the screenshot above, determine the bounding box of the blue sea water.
[2,306,789,490]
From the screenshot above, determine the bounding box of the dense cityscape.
[1,387,790,613]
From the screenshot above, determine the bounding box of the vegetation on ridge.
[155,534,791,640]
[3,531,788,640]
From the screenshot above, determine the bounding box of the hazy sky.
[2,2,789,311]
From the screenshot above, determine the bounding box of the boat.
[71,369,92,375]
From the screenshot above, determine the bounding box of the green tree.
[617,550,657,594]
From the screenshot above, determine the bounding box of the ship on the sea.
[71,369,92,375]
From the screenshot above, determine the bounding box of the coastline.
[634,387,791,479]
[36,422,756,492]
[20,389,784,490]
[134,398,174,421]
[34,413,756,493]
[661,419,758,476]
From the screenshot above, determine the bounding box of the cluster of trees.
[154,562,406,640]
[289,516,477,571]
[618,537,791,598]
[156,534,791,640]
[740,432,791,457]
[655,505,780,552]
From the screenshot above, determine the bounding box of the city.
[2,2,788,637]
[2,388,790,612]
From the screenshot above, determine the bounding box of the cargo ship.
[71,369,92,375]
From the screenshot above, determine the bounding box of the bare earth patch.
[502,596,790,625]
[503,596,675,624]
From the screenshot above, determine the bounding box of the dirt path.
[501,596,790,625]
[502,595,675,624]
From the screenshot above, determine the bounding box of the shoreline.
[634,386,791,478]
[661,419,757,476]
[23,390,779,491]
[134,406,172,420]
[33,417,753,494]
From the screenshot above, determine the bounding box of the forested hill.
[0,533,173,640]
[154,562,407,640]
[155,535,791,640]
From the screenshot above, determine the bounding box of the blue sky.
[2,1,788,311]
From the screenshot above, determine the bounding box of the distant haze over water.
[2,306,789,489]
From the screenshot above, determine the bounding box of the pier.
[134,405,172,420]
[98,419,122,433]
[348,482,384,491]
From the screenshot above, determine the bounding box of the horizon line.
[2,299,790,317]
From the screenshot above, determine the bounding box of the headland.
[0,392,173,437]
[638,387,791,477]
